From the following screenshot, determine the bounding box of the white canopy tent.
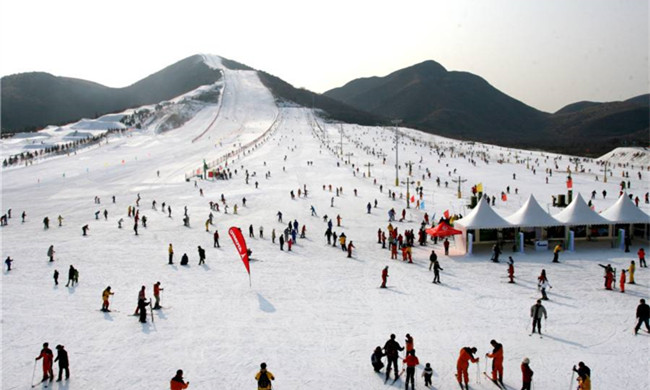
[455,197,512,254]
[553,193,610,225]
[600,193,650,224]
[506,195,563,227]
[455,197,511,229]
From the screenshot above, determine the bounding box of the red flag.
[410,195,415,203]
[566,177,573,189]
[229,227,250,282]
[443,210,450,219]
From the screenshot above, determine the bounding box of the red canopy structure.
[425,221,462,237]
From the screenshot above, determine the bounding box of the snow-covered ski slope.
[2,57,649,390]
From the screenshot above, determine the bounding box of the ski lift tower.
[392,119,402,186]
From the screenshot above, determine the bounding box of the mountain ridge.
[324,61,648,156]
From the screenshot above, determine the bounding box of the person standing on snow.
[530,299,547,335]
[405,334,414,354]
[521,357,533,390]
[456,346,479,390]
[443,238,450,255]
[47,245,55,262]
[213,230,220,248]
[54,345,69,382]
[486,339,504,387]
[371,346,385,372]
[428,250,437,271]
[539,279,551,300]
[383,334,404,382]
[598,264,614,290]
[324,228,333,245]
[381,266,389,288]
[170,369,189,390]
[537,269,548,290]
[422,362,433,387]
[620,269,627,293]
[5,256,13,271]
[65,265,76,287]
[628,260,636,284]
[153,282,164,309]
[634,298,650,335]
[255,362,275,390]
[137,294,149,323]
[572,362,591,390]
[637,248,646,267]
[101,286,114,312]
[507,257,515,283]
[491,243,501,262]
[403,349,419,390]
[432,259,443,284]
[168,244,174,264]
[552,243,562,263]
[347,241,355,258]
[339,233,347,251]
[197,246,206,265]
[134,286,146,315]
[35,342,54,383]
[53,270,59,285]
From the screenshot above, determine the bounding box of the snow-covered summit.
[200,54,223,70]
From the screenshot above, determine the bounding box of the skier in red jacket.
[381,266,389,288]
[521,358,533,390]
[35,342,54,382]
[403,350,420,390]
[486,339,504,387]
[456,347,479,390]
[638,248,646,267]
[507,257,515,283]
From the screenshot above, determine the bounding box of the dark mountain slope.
[325,61,648,156]
[2,55,222,132]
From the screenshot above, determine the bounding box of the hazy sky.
[1,0,647,112]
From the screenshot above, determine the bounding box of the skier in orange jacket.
[486,340,504,386]
[620,269,626,293]
[456,347,479,390]
[170,369,189,390]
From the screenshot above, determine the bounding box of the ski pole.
[30,359,37,388]
[568,369,575,390]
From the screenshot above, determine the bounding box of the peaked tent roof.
[425,221,462,237]
[553,193,610,225]
[600,193,650,224]
[454,197,512,229]
[506,195,564,227]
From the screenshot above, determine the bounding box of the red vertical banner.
[228,227,251,285]
[566,177,573,189]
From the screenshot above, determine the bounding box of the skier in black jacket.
[635,298,650,335]
[54,345,69,381]
[383,334,404,382]
[428,250,437,271]
[432,259,444,284]
[572,361,590,382]
[371,346,384,372]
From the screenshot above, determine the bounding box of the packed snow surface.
[1,64,649,390]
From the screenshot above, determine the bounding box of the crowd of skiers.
[369,332,601,390]
[5,139,650,390]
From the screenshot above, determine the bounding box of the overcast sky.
[1,0,647,113]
